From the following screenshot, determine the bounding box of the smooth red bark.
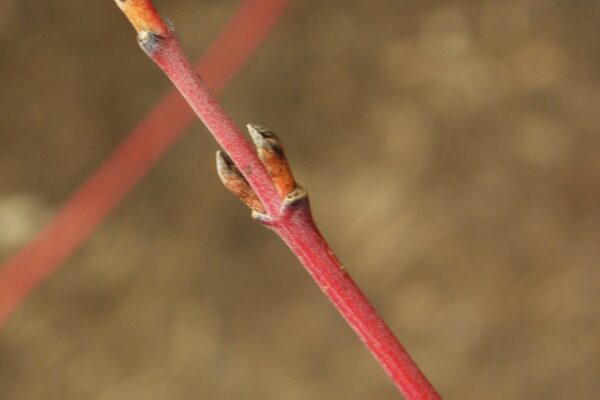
[143,15,441,400]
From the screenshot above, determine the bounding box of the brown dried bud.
[247,124,297,198]
[216,151,265,214]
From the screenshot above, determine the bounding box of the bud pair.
[217,125,297,215]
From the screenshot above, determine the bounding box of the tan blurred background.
[1,0,600,398]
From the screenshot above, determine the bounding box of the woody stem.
[144,32,282,216]
[123,9,441,400]
[274,204,439,399]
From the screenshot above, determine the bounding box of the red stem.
[150,36,282,216]
[142,24,440,400]
[277,206,440,398]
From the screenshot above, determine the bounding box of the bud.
[216,151,265,214]
[247,124,297,197]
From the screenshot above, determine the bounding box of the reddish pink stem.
[277,206,440,398]
[142,24,440,400]
[150,35,282,216]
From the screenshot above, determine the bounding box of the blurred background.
[1,0,599,398]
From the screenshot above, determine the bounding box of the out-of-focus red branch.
[0,0,291,327]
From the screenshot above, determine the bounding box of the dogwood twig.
[115,1,440,398]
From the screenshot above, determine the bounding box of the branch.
[114,1,441,398]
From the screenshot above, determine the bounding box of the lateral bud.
[216,151,265,214]
[247,124,297,198]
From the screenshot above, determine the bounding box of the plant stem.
[149,35,283,216]
[115,1,440,398]
[276,205,440,399]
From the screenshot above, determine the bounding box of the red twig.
[278,207,439,399]
[0,0,290,327]
[115,1,441,398]
[148,33,283,215]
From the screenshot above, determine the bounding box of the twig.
[115,1,441,398]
